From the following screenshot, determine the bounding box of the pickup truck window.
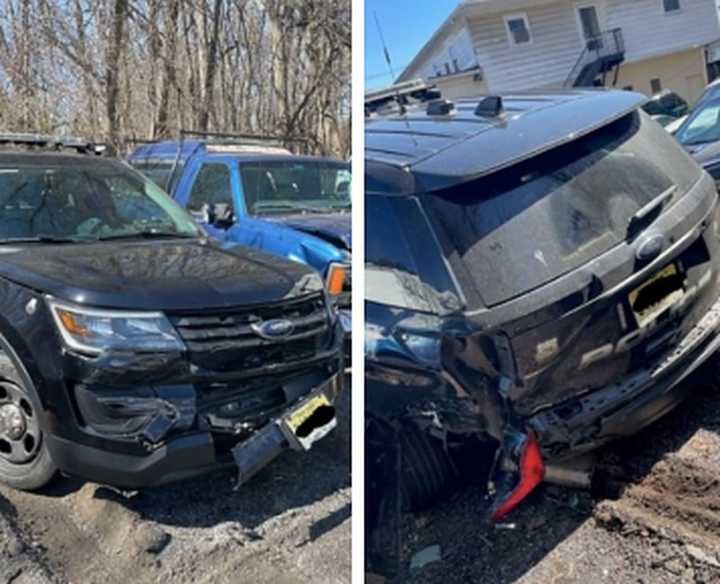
[239,160,350,215]
[187,163,234,212]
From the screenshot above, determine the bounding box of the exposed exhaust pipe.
[500,454,595,490]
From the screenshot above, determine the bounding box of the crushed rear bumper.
[529,297,720,458]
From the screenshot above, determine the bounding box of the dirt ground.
[0,384,350,584]
[382,368,720,584]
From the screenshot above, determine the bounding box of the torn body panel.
[365,302,508,443]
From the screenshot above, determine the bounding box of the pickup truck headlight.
[48,298,184,355]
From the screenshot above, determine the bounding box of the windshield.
[0,160,200,242]
[676,98,720,145]
[239,160,350,215]
[422,111,701,306]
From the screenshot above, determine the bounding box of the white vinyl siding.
[400,0,720,94]
[606,0,719,62]
[462,0,719,92]
[467,2,584,91]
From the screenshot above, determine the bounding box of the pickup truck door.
[177,160,237,242]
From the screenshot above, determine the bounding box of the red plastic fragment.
[491,430,545,521]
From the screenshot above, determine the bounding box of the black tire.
[396,421,457,511]
[365,416,456,522]
[0,433,56,491]
[365,416,457,576]
[0,357,57,491]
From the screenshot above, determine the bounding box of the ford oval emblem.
[636,233,664,262]
[251,318,295,340]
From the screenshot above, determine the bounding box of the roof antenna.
[373,11,406,115]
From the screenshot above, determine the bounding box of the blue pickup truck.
[128,139,351,357]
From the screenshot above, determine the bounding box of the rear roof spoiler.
[366,90,648,194]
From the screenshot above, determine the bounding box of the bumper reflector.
[491,431,545,521]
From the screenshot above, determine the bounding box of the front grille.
[167,293,332,371]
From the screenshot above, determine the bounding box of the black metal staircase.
[564,28,625,88]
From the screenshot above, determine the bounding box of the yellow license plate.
[629,263,685,327]
[285,394,331,434]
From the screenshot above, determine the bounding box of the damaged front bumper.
[45,346,344,489]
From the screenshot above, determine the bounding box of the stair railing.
[564,28,624,87]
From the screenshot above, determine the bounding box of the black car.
[365,90,720,553]
[0,134,343,491]
[641,89,688,119]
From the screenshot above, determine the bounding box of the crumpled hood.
[0,239,322,311]
[268,213,351,251]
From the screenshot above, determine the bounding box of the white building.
[397,0,720,104]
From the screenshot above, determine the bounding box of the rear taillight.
[491,431,545,521]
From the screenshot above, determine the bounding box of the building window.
[504,13,532,46]
[663,0,680,13]
[650,78,662,94]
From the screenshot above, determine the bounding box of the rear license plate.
[281,393,336,451]
[629,263,685,327]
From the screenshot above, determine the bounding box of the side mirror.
[202,202,235,229]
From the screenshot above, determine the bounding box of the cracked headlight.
[48,298,184,355]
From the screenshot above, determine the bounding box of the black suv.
[0,134,343,491]
[365,90,720,540]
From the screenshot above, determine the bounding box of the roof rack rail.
[179,129,309,145]
[0,132,107,155]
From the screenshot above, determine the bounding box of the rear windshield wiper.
[627,185,677,239]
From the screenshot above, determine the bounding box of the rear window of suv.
[422,111,702,306]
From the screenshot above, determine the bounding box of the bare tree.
[0,0,350,157]
[106,0,128,148]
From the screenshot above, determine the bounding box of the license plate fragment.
[281,393,336,451]
[629,263,685,327]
